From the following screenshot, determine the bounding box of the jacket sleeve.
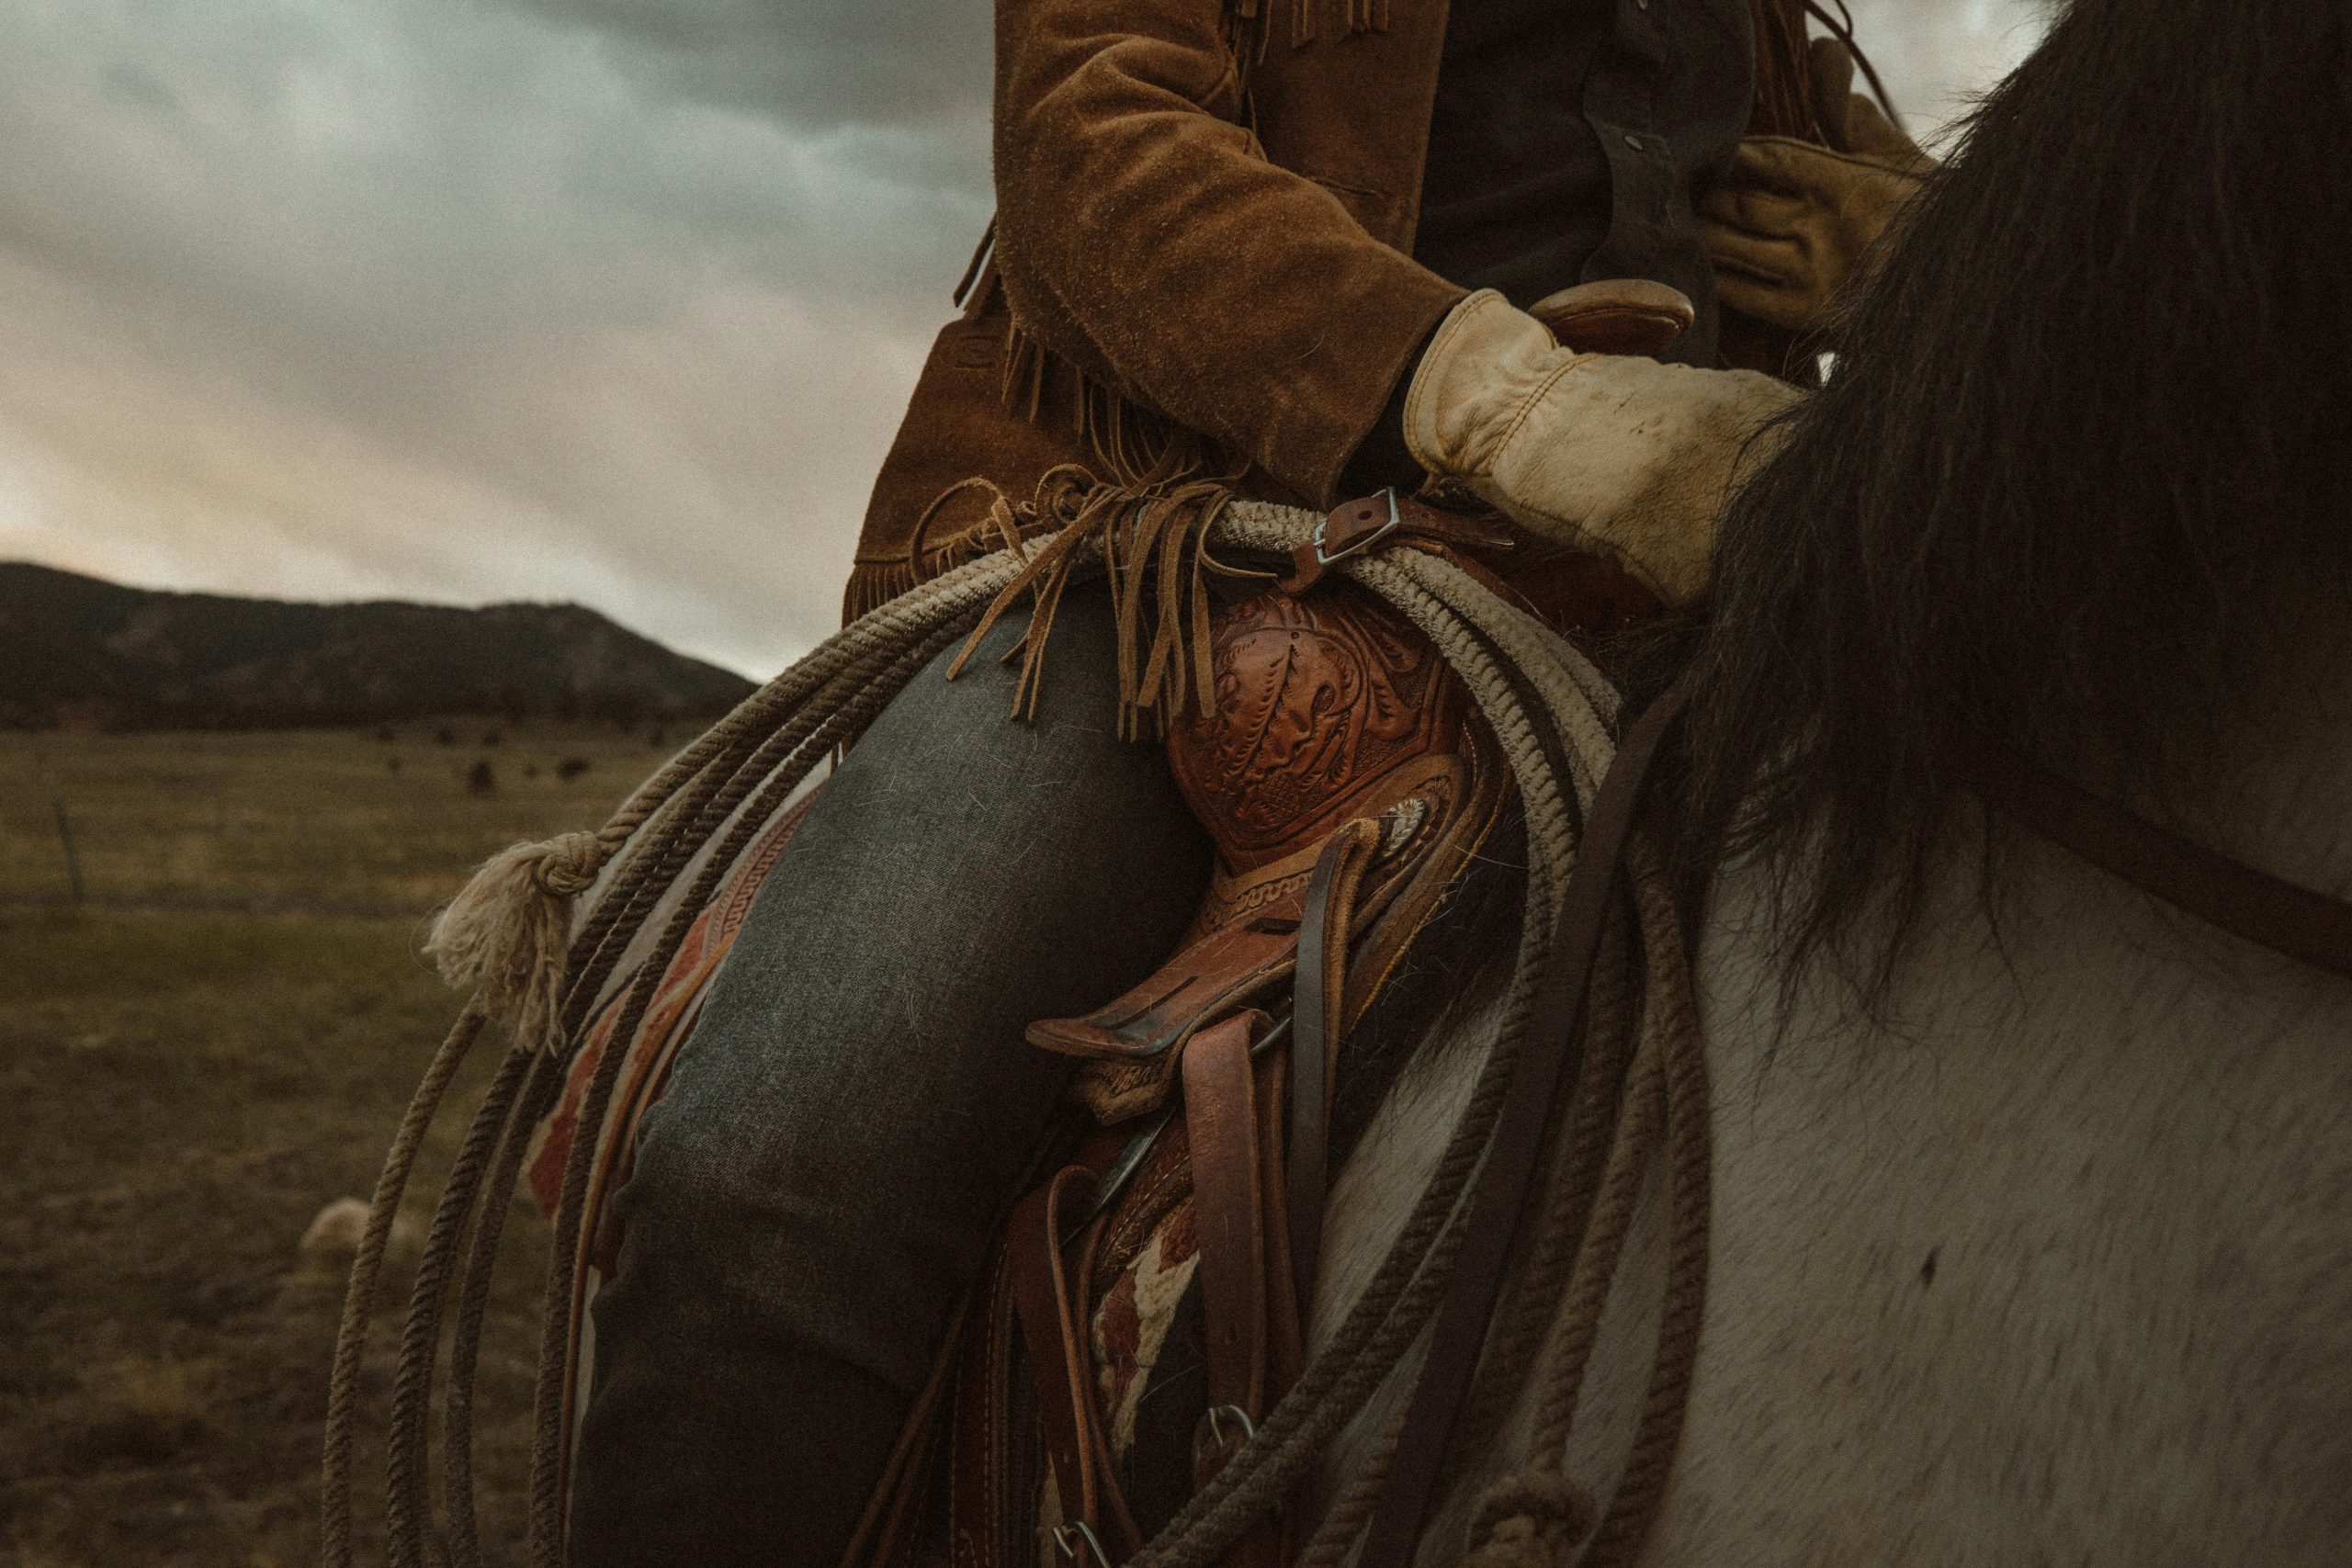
[992,0,1464,506]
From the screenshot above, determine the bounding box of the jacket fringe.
[1289,0,1389,49]
[1751,0,1823,141]
[854,461,1263,742]
[999,321,1221,494]
[850,271,1252,629]
[1226,0,1272,70]
[942,469,1263,739]
[842,558,925,624]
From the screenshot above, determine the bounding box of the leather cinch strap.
[1184,1014,1272,1462]
[1977,747,2352,982]
[1359,676,1695,1568]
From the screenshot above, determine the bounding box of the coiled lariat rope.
[322,484,1709,1568]
[322,545,1034,1568]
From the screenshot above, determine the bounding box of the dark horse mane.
[1670,0,2352,983]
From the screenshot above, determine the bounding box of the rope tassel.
[424,829,618,1052]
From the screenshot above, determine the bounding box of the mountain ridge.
[0,560,757,729]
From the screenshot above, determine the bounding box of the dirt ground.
[0,720,683,1566]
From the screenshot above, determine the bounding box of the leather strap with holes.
[1275,489,1516,596]
[1182,1012,1272,1482]
[1009,1161,1147,1560]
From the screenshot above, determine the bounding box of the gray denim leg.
[569,592,1208,1566]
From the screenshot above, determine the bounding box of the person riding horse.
[563,2,1926,1561]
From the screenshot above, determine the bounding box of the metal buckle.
[1053,1521,1111,1565]
[1312,486,1404,567]
[1065,1104,1174,1244]
[1192,1403,1259,1474]
[1203,1404,1257,1448]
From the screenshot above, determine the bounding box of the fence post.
[44,772,85,905]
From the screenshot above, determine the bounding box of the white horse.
[1319,666,2352,1562]
[1314,0,2352,1558]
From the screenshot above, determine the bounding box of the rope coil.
[322,485,1707,1568]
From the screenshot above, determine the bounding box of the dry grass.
[0,721,669,1565]
[0,720,676,913]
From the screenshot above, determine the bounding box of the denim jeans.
[570,592,1210,1564]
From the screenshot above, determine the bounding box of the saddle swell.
[935,504,1665,1567]
[1170,584,1472,874]
[1031,505,1656,1119]
[1030,578,1510,1124]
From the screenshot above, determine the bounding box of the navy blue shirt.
[1413,0,1616,306]
[1411,0,1754,367]
[1343,0,1754,489]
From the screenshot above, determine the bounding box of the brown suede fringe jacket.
[842,0,1825,620]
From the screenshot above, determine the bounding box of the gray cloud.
[494,0,994,131]
[0,0,2040,679]
[1844,0,2051,149]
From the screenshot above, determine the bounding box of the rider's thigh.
[570,589,1208,1565]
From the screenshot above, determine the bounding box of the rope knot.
[1462,1472,1595,1568]
[424,829,623,1052]
[528,830,609,897]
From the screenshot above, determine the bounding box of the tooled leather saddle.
[841,282,1693,1568]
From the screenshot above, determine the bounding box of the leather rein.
[1975,747,2352,981]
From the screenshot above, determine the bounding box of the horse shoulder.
[1650,846,2352,1565]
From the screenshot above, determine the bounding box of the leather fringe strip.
[1285,0,1390,48]
[840,321,1255,642]
[1220,0,1387,55]
[945,470,1269,738]
[1000,324,1216,495]
[1749,0,1822,142]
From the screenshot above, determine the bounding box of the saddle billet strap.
[1183,1013,1272,1467]
[1975,745,2352,981]
[1286,818,1385,1324]
[1005,1011,1295,1567]
[1358,675,1696,1568]
[945,1227,1028,1568]
[839,1262,978,1568]
[1182,1010,1295,1568]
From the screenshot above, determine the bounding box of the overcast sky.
[0,0,2046,678]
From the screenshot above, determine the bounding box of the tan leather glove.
[1402,289,1803,604]
[1702,37,1935,335]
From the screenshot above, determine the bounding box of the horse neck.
[1669,625,2352,1564]
[2149,615,2352,907]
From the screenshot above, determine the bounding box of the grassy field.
[0,721,680,913]
[0,720,684,1566]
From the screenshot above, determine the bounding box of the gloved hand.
[1701,36,1935,335]
[1402,288,1803,604]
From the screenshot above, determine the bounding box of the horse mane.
[1671,0,2352,986]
